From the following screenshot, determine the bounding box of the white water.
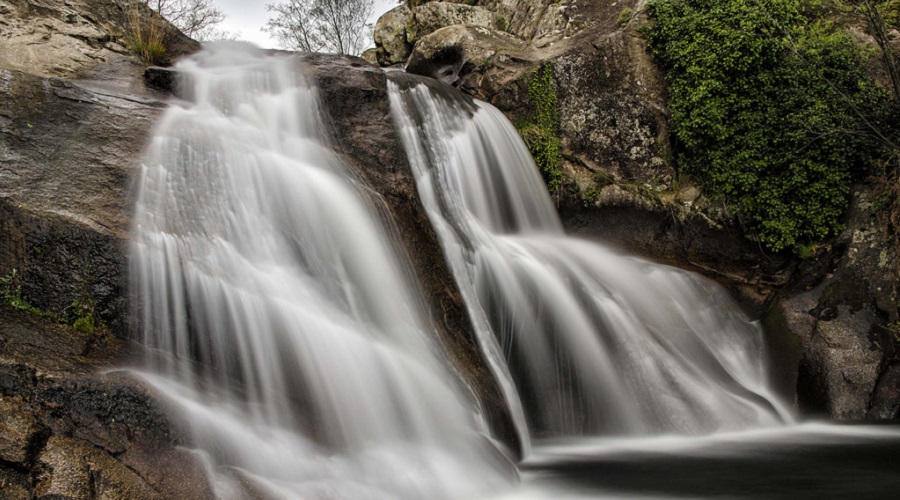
[130,44,510,499]
[388,75,795,440]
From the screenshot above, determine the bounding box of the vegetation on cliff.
[517,63,563,194]
[646,0,898,252]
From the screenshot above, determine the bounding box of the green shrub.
[517,63,563,193]
[66,299,103,337]
[646,0,889,251]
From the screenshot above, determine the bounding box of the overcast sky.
[213,0,398,49]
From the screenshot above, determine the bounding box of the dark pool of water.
[516,423,900,499]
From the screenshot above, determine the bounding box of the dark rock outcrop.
[764,188,900,419]
[0,306,215,499]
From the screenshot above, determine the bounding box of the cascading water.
[129,44,510,499]
[388,74,795,439]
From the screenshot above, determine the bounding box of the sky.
[213,0,398,50]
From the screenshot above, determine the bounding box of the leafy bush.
[646,0,889,251]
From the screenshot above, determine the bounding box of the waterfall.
[388,74,795,440]
[129,44,510,499]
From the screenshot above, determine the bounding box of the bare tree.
[264,0,374,56]
[143,0,230,41]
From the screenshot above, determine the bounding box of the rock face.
[555,30,671,188]
[373,5,413,66]
[0,306,216,499]
[0,0,198,79]
[478,0,575,42]
[764,188,900,419]
[407,3,499,44]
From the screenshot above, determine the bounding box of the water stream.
[387,74,794,439]
[130,45,899,499]
[130,44,509,499]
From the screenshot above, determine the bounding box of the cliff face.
[373,0,899,421]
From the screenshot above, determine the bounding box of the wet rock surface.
[0,67,166,332]
[0,306,214,499]
[1,14,522,489]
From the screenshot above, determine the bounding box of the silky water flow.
[129,44,898,500]
[129,44,510,499]
[387,74,795,440]
[385,74,900,500]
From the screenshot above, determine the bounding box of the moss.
[516,63,562,194]
[618,7,634,27]
[1,270,106,337]
[581,186,604,207]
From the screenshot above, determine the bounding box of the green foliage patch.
[646,0,889,251]
[1,269,106,337]
[518,63,563,193]
[0,269,54,318]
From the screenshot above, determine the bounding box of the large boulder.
[407,2,499,44]
[0,304,216,499]
[373,5,413,66]
[764,187,900,419]
[406,25,526,85]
